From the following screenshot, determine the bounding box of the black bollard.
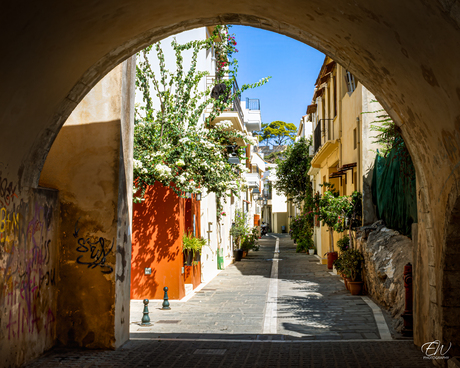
[162,286,171,310]
[141,299,151,325]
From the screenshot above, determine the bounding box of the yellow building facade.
[307,56,382,263]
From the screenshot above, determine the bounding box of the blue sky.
[231,26,325,129]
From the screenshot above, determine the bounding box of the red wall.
[131,182,201,300]
[131,182,185,300]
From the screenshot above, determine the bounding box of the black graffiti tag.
[73,220,113,274]
[0,174,18,207]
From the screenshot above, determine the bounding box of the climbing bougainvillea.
[134,25,270,202]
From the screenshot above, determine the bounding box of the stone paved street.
[130,234,381,340]
[24,235,434,367]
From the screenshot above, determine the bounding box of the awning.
[338,162,357,172]
[312,88,324,100]
[315,61,336,85]
[329,171,346,179]
[319,73,331,86]
[306,104,317,114]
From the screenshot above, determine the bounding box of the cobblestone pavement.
[24,340,434,367]
[23,235,434,367]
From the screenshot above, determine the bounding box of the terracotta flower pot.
[348,281,364,295]
[345,277,351,290]
[327,252,338,269]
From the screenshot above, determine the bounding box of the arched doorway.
[1,1,459,365]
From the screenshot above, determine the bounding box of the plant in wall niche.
[183,232,207,265]
[134,25,270,203]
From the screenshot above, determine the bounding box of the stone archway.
[1,1,460,366]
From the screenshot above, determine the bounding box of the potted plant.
[313,185,353,269]
[308,244,315,255]
[333,254,350,289]
[241,227,259,256]
[230,209,248,261]
[183,232,207,265]
[341,249,365,295]
[337,234,350,253]
[182,232,207,287]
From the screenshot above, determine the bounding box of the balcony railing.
[232,79,244,123]
[206,76,244,124]
[314,121,321,154]
[313,119,334,155]
[246,98,260,110]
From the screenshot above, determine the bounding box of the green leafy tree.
[253,122,270,145]
[262,120,297,146]
[275,138,315,252]
[313,186,352,253]
[134,25,270,202]
[274,137,312,205]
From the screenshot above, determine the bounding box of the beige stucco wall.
[38,58,135,351]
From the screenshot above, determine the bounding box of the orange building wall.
[131,182,186,300]
[131,183,202,300]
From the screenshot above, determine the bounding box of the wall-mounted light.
[228,155,240,164]
[263,199,267,205]
[252,187,260,195]
[196,193,202,201]
[227,144,240,164]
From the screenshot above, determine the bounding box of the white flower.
[133,159,143,170]
[177,175,186,183]
[141,168,148,174]
[179,137,190,144]
[215,120,232,129]
[155,163,172,178]
[176,159,185,167]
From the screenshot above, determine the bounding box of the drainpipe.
[338,70,343,167]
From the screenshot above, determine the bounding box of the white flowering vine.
[134,25,270,202]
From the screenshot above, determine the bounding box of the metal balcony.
[313,118,334,155]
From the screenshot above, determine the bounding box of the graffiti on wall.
[73,219,114,274]
[0,172,18,207]
[0,182,57,342]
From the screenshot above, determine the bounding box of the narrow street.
[25,235,432,367]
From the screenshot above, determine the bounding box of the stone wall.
[359,220,413,332]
